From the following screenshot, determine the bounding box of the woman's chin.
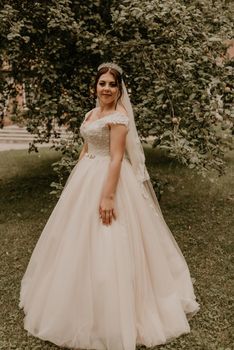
[100,97,115,105]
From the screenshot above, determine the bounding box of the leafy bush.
[0,0,233,192]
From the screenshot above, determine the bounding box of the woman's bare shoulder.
[86,107,97,115]
[85,107,98,119]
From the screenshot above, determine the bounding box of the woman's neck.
[98,102,116,114]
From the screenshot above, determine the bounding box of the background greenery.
[0,0,233,190]
[0,148,233,349]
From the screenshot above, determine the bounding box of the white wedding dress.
[19,112,200,350]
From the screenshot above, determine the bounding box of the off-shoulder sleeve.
[105,113,129,129]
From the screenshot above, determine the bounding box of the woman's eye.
[98,82,116,87]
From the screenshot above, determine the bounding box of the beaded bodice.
[80,112,129,157]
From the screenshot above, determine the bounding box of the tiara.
[98,62,123,75]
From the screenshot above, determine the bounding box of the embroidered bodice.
[80,112,129,158]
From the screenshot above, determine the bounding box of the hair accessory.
[98,62,123,75]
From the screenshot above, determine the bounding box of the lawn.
[0,147,233,350]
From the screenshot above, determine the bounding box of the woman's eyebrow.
[99,80,115,83]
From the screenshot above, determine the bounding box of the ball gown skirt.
[19,113,200,350]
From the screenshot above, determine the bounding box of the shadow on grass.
[0,148,63,222]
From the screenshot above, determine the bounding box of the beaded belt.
[84,152,109,159]
[84,152,128,161]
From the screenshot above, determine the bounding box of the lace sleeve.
[105,113,129,129]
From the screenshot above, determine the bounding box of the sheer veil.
[119,80,163,215]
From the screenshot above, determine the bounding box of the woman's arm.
[99,124,128,225]
[78,142,88,161]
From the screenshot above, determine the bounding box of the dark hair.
[94,67,123,102]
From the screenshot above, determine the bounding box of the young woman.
[19,63,200,350]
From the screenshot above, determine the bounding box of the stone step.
[0,137,34,144]
[0,125,72,143]
[0,133,29,138]
[0,126,69,135]
[0,133,69,139]
[0,126,68,133]
[0,143,53,151]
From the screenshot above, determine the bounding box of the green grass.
[0,148,233,350]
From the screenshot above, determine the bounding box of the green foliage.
[110,0,234,173]
[0,0,233,187]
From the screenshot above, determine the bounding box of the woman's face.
[96,72,119,106]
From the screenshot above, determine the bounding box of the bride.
[19,63,200,350]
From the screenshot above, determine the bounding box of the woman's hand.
[99,196,117,225]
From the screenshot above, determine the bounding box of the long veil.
[119,81,163,215]
[119,81,189,261]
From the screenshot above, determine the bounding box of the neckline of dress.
[82,111,121,127]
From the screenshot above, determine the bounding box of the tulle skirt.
[19,154,200,350]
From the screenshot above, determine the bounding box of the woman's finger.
[102,210,112,225]
[102,209,108,225]
[108,210,113,225]
[99,208,115,225]
[105,210,112,225]
[112,209,117,220]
